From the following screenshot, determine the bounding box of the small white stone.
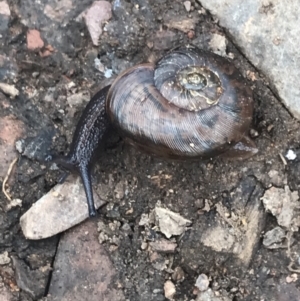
[15,139,25,153]
[286,149,297,160]
[94,58,105,72]
[164,280,176,300]
[154,206,192,238]
[0,251,11,265]
[0,83,19,98]
[195,274,209,291]
[183,1,191,12]
[104,69,113,78]
[66,81,76,89]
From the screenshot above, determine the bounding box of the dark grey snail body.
[48,46,257,217]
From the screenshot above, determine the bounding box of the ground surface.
[0,0,300,300]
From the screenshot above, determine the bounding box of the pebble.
[183,1,191,12]
[164,280,176,300]
[26,29,44,50]
[195,274,210,292]
[80,1,112,46]
[154,206,192,238]
[0,1,10,16]
[261,185,299,230]
[0,251,10,265]
[286,149,297,160]
[0,82,19,98]
[172,267,185,282]
[209,33,227,57]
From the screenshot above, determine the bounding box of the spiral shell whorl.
[106,46,253,159]
[154,47,223,111]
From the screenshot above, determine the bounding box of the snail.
[47,45,257,217]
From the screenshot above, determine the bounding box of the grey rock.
[263,226,286,249]
[12,256,51,299]
[153,206,192,238]
[20,175,106,239]
[47,219,125,301]
[198,0,300,119]
[262,185,299,230]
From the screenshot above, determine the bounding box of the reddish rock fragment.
[0,115,25,178]
[48,219,125,301]
[27,29,44,50]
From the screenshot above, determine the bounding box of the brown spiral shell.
[106,45,254,160]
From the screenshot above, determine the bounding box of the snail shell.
[48,45,257,217]
[107,46,255,159]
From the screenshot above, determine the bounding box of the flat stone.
[198,0,300,119]
[47,219,125,301]
[20,175,106,240]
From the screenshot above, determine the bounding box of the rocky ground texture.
[0,0,300,300]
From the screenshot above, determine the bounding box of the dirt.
[0,0,300,300]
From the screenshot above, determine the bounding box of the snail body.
[49,45,257,217]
